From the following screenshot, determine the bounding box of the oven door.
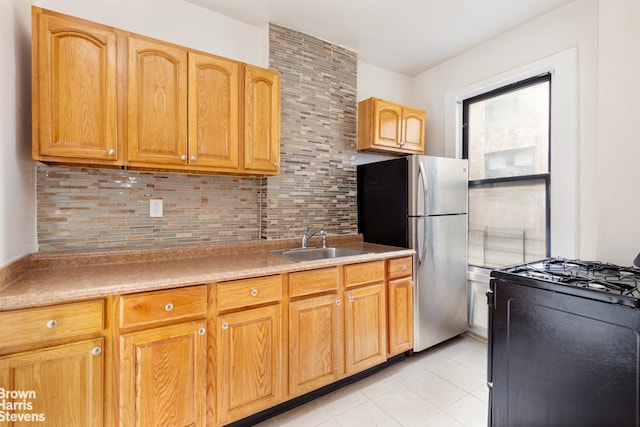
[490,275,640,427]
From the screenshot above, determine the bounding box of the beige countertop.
[0,238,414,311]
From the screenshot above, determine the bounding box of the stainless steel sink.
[276,246,372,262]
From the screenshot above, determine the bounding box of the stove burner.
[499,257,640,306]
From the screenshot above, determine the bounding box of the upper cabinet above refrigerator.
[357,97,425,155]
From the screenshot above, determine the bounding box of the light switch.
[149,199,163,218]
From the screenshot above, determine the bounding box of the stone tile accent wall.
[35,24,358,252]
[264,24,358,239]
[36,166,259,252]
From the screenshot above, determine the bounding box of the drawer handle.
[91,346,102,356]
[336,299,341,306]
[165,303,174,312]
[46,319,58,329]
[198,328,206,335]
[349,296,355,303]
[401,265,407,271]
[250,289,258,297]
[221,322,229,330]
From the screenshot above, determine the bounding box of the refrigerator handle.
[417,161,429,268]
[418,160,428,216]
[419,218,428,267]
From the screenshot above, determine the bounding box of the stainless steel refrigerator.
[357,155,468,352]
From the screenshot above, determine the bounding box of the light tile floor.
[256,333,488,427]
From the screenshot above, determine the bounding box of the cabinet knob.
[250,289,258,297]
[181,155,188,161]
[108,149,116,156]
[349,296,355,303]
[221,322,229,330]
[336,299,341,306]
[165,303,174,312]
[401,265,407,271]
[399,141,406,147]
[46,319,58,329]
[191,156,197,161]
[91,346,102,355]
[198,328,206,335]
[273,162,279,168]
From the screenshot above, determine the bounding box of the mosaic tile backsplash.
[263,24,358,239]
[35,24,358,252]
[37,167,260,252]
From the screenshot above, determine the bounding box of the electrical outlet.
[149,199,163,218]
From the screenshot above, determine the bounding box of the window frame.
[462,73,552,267]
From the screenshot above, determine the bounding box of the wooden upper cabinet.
[127,35,188,166]
[401,105,425,153]
[358,97,425,155]
[32,8,118,163]
[188,52,240,169]
[243,64,281,174]
[32,8,281,175]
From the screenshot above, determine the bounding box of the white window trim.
[444,47,578,259]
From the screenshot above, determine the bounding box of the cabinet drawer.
[216,275,282,312]
[120,285,207,328]
[344,261,384,287]
[0,300,104,350]
[289,267,339,298]
[387,256,413,279]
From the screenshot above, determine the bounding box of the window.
[463,74,551,268]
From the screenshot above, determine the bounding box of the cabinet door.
[0,338,103,426]
[33,10,118,162]
[243,65,280,174]
[217,305,281,424]
[387,277,414,356]
[188,52,240,169]
[401,106,425,154]
[289,293,341,396]
[344,283,387,374]
[372,99,402,150]
[120,320,206,427]
[127,36,188,165]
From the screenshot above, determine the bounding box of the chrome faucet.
[301,226,327,248]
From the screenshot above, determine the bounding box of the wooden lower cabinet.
[216,305,282,425]
[386,256,414,356]
[387,276,414,356]
[0,338,104,426]
[119,320,207,427]
[289,293,341,396]
[344,282,387,375]
[0,257,412,426]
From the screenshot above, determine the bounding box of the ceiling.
[184,0,576,76]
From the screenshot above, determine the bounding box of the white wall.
[357,60,412,103]
[411,0,600,261]
[597,0,640,265]
[0,0,37,268]
[32,0,269,67]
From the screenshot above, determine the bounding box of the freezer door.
[357,158,409,247]
[412,214,468,351]
[409,156,468,216]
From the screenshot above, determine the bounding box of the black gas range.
[488,257,640,427]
